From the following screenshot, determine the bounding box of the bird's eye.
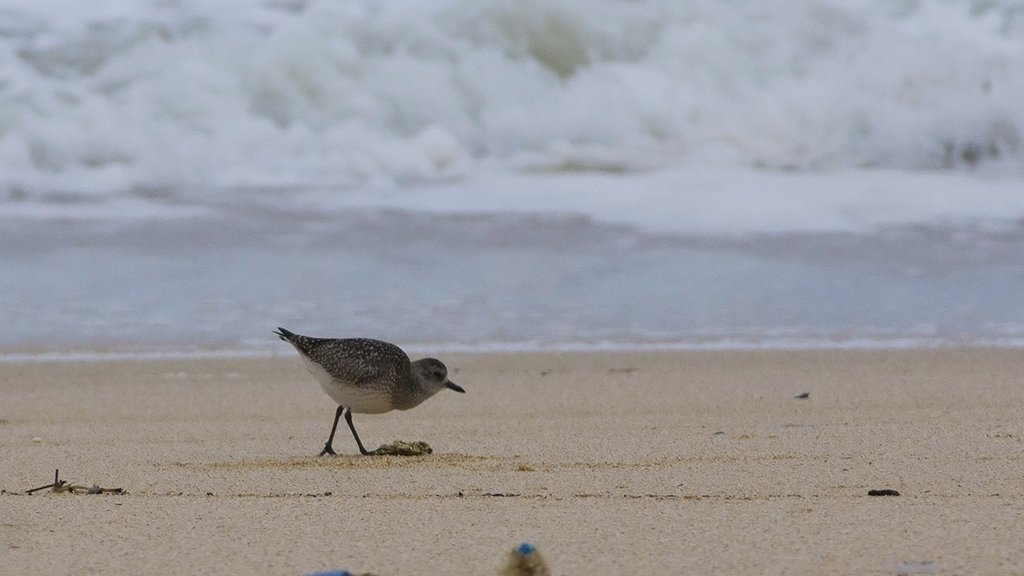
[432,370,444,379]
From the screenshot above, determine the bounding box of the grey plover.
[274,327,465,455]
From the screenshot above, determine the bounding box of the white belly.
[300,353,394,414]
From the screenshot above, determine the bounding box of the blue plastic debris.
[502,542,549,576]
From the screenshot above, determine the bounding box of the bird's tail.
[274,327,297,343]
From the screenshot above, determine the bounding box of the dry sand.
[2,348,1024,575]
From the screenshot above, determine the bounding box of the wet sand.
[2,348,1024,575]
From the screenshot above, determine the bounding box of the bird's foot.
[319,444,338,456]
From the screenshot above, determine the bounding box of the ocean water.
[2,0,1024,354]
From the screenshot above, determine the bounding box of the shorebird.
[274,327,465,455]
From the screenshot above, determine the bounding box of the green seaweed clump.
[371,440,433,456]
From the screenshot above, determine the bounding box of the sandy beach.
[2,348,1023,575]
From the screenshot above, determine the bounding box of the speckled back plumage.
[274,328,456,412]
[287,334,409,390]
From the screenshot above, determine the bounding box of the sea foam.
[1,0,1022,207]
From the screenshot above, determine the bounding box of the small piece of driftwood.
[867,489,900,496]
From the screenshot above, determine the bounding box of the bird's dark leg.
[320,405,345,456]
[344,408,373,455]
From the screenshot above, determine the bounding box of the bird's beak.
[446,381,466,393]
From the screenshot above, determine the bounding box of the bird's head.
[414,357,465,394]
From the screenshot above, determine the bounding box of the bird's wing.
[309,337,408,385]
